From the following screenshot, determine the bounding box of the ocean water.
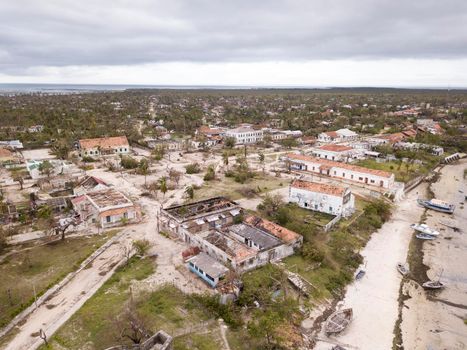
[0,83,258,94]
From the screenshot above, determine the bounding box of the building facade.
[78,136,130,158]
[289,179,355,217]
[286,153,395,189]
[225,127,263,145]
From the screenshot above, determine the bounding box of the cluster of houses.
[160,197,302,287]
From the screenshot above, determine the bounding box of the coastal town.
[0,88,466,350]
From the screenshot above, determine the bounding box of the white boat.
[416,233,436,240]
[417,198,455,214]
[422,280,445,290]
[397,263,409,276]
[410,223,440,236]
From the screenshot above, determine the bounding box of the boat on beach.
[417,198,455,214]
[397,263,409,276]
[325,308,353,335]
[410,223,440,236]
[355,269,365,280]
[416,233,437,240]
[422,280,445,289]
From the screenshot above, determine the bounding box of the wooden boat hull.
[325,308,353,335]
[422,281,445,289]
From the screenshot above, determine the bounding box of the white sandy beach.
[314,184,427,350]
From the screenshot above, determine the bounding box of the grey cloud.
[1,0,467,73]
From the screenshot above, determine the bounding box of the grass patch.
[40,257,218,350]
[174,333,224,350]
[355,159,434,183]
[0,231,118,328]
[195,174,287,201]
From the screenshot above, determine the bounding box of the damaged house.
[72,188,140,228]
[160,197,302,286]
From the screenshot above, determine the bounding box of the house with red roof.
[286,153,395,189]
[78,136,130,158]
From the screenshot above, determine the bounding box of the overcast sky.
[1,0,467,87]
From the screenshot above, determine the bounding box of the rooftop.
[203,230,256,262]
[291,179,348,196]
[244,215,301,244]
[79,136,129,150]
[164,197,239,221]
[187,253,229,279]
[229,223,282,250]
[287,153,393,178]
[86,188,133,209]
[317,144,354,152]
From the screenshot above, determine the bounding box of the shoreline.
[313,183,427,350]
[400,159,467,349]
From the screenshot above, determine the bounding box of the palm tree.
[159,177,168,198]
[258,152,265,174]
[184,185,194,200]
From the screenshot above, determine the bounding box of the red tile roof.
[79,136,129,150]
[325,131,339,138]
[291,179,347,196]
[318,144,353,152]
[286,153,393,178]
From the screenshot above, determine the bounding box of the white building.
[317,128,358,143]
[289,179,355,217]
[286,153,395,189]
[225,127,263,145]
[78,136,130,158]
[312,144,361,162]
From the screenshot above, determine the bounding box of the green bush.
[120,156,139,169]
[185,163,201,174]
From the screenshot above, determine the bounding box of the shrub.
[120,156,139,169]
[185,163,201,174]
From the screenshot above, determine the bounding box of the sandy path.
[401,160,467,350]
[314,185,426,350]
[2,173,210,350]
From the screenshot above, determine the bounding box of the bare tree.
[112,299,151,345]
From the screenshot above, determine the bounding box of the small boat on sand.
[325,308,353,335]
[410,223,440,236]
[355,269,365,280]
[332,346,346,350]
[416,233,436,240]
[422,280,445,289]
[417,199,455,214]
[397,263,409,276]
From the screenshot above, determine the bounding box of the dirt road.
[1,177,209,350]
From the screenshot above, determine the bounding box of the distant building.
[317,128,358,143]
[78,136,130,158]
[225,127,263,145]
[27,125,44,133]
[72,188,140,228]
[289,179,355,217]
[0,140,23,149]
[286,153,395,189]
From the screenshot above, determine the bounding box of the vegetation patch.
[0,231,118,329]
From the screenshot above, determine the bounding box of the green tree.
[138,159,150,185]
[224,136,236,149]
[38,160,54,178]
[184,185,194,199]
[159,177,168,198]
[204,165,215,181]
[258,152,265,174]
